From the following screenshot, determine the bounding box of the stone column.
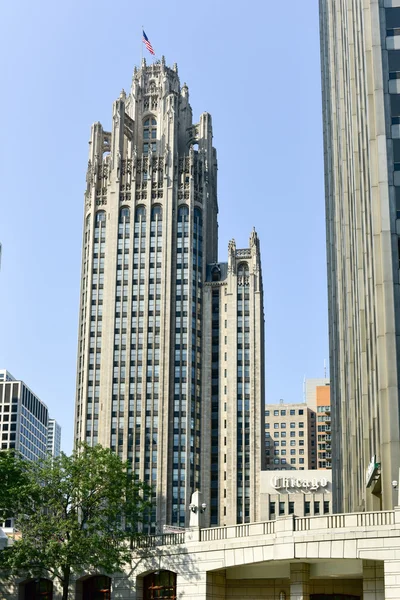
[290,563,310,600]
[177,572,208,600]
[363,560,384,600]
[384,559,400,599]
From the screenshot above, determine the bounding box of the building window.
[135,206,146,222]
[279,502,285,515]
[270,502,276,515]
[143,571,176,600]
[151,205,162,221]
[143,117,157,154]
[120,207,130,222]
[304,501,310,515]
[23,579,53,600]
[314,501,320,515]
[288,501,294,514]
[323,501,330,514]
[274,410,279,416]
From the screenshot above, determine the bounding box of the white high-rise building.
[46,418,61,457]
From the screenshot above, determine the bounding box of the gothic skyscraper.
[74,58,264,529]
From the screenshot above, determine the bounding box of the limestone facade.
[73,59,265,529]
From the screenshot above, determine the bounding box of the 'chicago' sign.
[270,476,330,493]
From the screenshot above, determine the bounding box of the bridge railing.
[294,510,394,532]
[132,510,395,547]
[132,532,185,548]
[200,520,276,542]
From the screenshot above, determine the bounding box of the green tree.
[0,444,151,600]
[0,450,33,523]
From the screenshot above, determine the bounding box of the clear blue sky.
[0,1,327,454]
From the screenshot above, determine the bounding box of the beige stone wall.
[320,0,400,512]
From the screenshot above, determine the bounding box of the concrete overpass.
[2,509,400,599]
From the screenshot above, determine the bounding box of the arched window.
[177,205,189,221]
[23,578,53,600]
[237,262,249,277]
[151,205,162,221]
[237,262,249,287]
[211,265,221,282]
[194,207,202,233]
[119,207,130,223]
[143,117,157,155]
[135,206,146,222]
[143,571,176,600]
[82,575,111,600]
[95,211,106,225]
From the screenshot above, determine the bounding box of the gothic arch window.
[96,211,106,225]
[237,262,249,287]
[143,117,157,155]
[143,570,177,600]
[211,265,221,282]
[237,262,249,277]
[135,206,147,222]
[177,205,189,221]
[119,206,130,223]
[151,205,162,221]
[194,207,202,225]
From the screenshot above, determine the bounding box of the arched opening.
[95,211,106,225]
[119,206,130,223]
[211,265,221,282]
[82,575,111,600]
[135,205,147,222]
[151,205,162,221]
[143,570,176,600]
[21,578,53,600]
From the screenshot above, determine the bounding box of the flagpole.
[141,25,143,64]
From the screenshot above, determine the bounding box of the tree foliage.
[0,444,151,600]
[0,450,32,522]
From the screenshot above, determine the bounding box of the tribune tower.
[74,58,264,529]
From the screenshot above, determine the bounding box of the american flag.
[142,30,155,56]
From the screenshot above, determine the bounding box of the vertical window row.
[173,205,190,527]
[87,211,106,445]
[111,207,131,456]
[76,214,91,441]
[130,207,146,487]
[210,287,220,525]
[192,208,203,492]
[236,262,251,523]
[144,205,163,530]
